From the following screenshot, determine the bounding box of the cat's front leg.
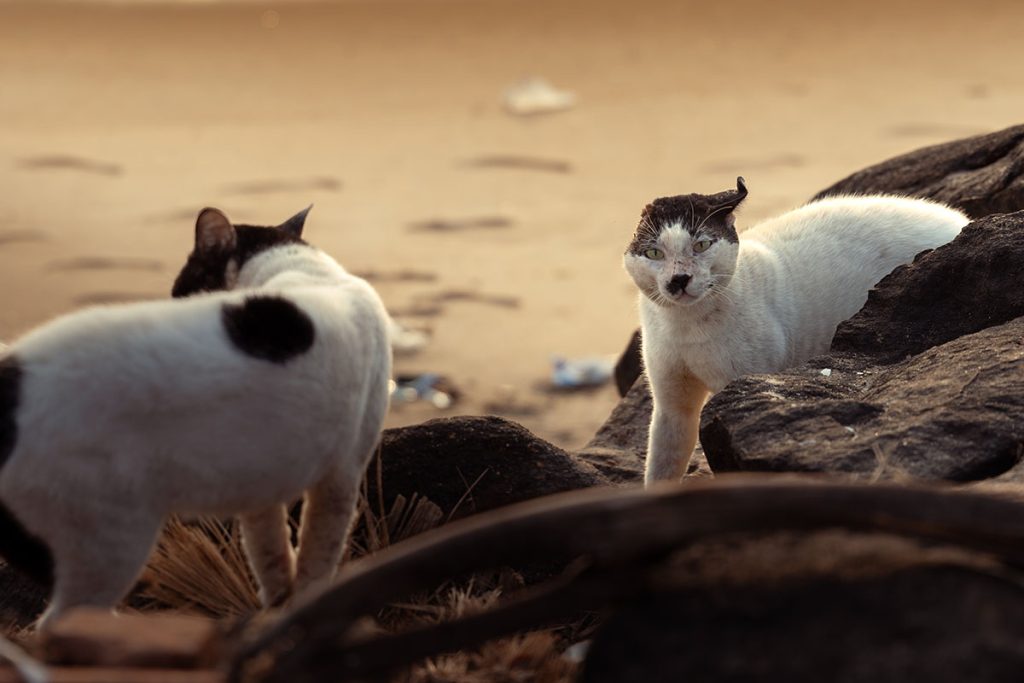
[240,505,295,608]
[292,465,361,599]
[644,371,709,486]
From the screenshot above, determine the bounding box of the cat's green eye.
[644,247,665,260]
[693,239,713,254]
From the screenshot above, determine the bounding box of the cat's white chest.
[640,292,795,393]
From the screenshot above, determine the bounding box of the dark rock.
[577,382,710,484]
[583,563,1024,683]
[376,416,608,520]
[832,212,1024,362]
[815,124,1024,218]
[613,329,642,397]
[576,382,649,483]
[700,212,1024,482]
[702,317,1024,480]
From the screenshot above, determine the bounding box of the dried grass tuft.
[349,491,445,561]
[400,630,578,683]
[137,452,445,619]
[383,580,581,682]
[133,454,579,681]
[136,516,260,618]
[349,449,445,560]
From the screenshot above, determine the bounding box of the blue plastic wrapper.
[550,356,616,389]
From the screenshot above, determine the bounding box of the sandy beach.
[1,0,1022,448]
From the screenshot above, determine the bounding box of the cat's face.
[171,207,311,298]
[623,178,747,308]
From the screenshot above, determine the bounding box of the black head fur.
[171,207,312,298]
[627,177,748,254]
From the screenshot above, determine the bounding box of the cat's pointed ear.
[279,205,312,238]
[195,208,236,253]
[724,176,748,211]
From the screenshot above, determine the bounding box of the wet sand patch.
[49,257,163,272]
[408,216,513,232]
[17,155,122,176]
[463,155,573,174]
[0,230,48,246]
[221,177,341,195]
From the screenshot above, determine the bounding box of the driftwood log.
[232,475,1024,682]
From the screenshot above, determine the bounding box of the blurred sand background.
[1,0,1022,448]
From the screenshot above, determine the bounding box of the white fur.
[625,194,968,485]
[0,235,391,626]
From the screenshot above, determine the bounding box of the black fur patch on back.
[0,356,20,468]
[222,295,315,363]
[172,225,306,298]
[627,183,747,254]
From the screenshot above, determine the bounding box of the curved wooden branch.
[232,474,1024,681]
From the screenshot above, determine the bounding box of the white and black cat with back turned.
[0,206,391,627]
[624,178,968,485]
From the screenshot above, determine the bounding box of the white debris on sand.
[819,368,833,377]
[389,318,430,356]
[503,77,577,116]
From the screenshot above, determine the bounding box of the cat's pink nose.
[667,274,691,295]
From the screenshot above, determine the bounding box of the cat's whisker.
[638,215,660,238]
[709,286,740,307]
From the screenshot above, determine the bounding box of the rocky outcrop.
[376,416,608,520]
[612,330,642,397]
[815,124,1024,218]
[830,211,1024,361]
[576,381,710,484]
[575,383,650,483]
[700,211,1024,481]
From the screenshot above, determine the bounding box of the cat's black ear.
[279,205,312,238]
[195,208,236,253]
[723,176,748,211]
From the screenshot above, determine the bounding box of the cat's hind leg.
[39,510,163,630]
[239,504,295,608]
[292,463,362,599]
